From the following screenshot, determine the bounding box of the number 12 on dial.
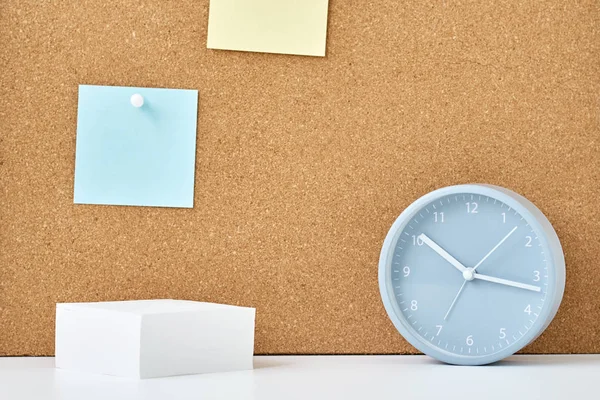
[378,184,565,365]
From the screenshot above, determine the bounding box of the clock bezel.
[378,184,566,365]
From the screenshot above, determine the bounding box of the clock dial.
[379,185,565,365]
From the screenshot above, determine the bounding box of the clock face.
[379,185,565,365]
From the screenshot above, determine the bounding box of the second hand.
[444,280,467,320]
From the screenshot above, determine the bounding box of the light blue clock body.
[378,184,565,365]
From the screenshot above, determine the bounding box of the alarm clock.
[378,184,565,365]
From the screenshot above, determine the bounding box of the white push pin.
[130,93,144,108]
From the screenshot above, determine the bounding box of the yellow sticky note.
[207,0,329,57]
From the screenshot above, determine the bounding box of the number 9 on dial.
[378,184,565,365]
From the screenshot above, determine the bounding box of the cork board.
[0,1,599,356]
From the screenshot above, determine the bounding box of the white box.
[55,299,256,379]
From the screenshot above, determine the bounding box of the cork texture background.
[0,1,599,355]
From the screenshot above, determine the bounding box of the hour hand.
[418,233,467,273]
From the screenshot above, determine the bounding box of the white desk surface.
[1,355,598,399]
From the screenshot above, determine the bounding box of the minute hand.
[473,273,541,292]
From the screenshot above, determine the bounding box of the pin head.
[130,93,144,108]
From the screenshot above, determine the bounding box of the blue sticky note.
[74,85,198,208]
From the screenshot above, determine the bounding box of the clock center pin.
[463,268,475,281]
